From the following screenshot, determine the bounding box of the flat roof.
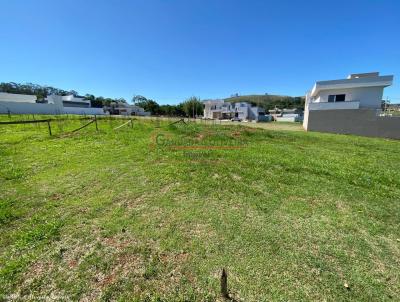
[310,74,393,97]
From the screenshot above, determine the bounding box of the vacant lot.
[0,116,399,301]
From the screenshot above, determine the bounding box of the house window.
[328,94,346,102]
[335,94,345,102]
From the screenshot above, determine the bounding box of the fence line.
[71,119,96,133]
[169,118,187,126]
[0,118,53,135]
[113,119,134,130]
[0,115,211,137]
[0,119,51,125]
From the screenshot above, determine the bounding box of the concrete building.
[61,95,91,108]
[303,72,400,139]
[103,102,151,116]
[55,95,104,115]
[203,100,269,121]
[0,92,104,115]
[0,92,37,103]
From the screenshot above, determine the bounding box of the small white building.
[274,109,303,122]
[303,72,400,139]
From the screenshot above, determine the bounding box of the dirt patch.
[230,131,242,138]
[231,174,242,181]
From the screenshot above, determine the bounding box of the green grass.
[0,115,399,301]
[219,120,304,131]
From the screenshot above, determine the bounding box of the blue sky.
[1,0,399,104]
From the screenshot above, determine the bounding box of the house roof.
[310,73,393,97]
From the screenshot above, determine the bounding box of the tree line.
[0,82,305,117]
[0,82,77,100]
[0,82,203,116]
[224,94,305,110]
[132,95,203,117]
[0,82,126,108]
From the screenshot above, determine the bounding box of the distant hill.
[224,94,305,110]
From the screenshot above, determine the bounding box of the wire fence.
[0,114,217,137]
[0,114,140,136]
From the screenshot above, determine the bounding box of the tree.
[132,95,148,104]
[159,104,185,116]
[84,94,95,101]
[85,94,102,108]
[132,95,161,115]
[143,100,160,115]
[181,97,203,117]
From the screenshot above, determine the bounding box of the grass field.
[0,115,399,301]
[219,120,303,131]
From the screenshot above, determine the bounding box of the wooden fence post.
[47,120,52,136]
[220,268,229,299]
[130,119,133,128]
[94,115,98,131]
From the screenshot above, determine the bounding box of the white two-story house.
[303,72,399,139]
[203,100,268,121]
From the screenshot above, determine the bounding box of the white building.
[60,95,91,108]
[0,92,37,103]
[203,100,268,121]
[303,72,400,139]
[273,109,303,122]
[305,72,393,112]
[103,102,151,116]
[0,92,104,115]
[55,95,104,115]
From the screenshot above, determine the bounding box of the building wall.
[63,107,105,115]
[0,101,64,114]
[305,109,400,139]
[303,102,310,130]
[0,95,105,115]
[234,103,249,120]
[0,92,37,103]
[248,107,259,120]
[276,116,298,122]
[62,101,90,108]
[315,86,384,109]
[276,114,303,122]
[308,101,360,110]
[203,100,224,119]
